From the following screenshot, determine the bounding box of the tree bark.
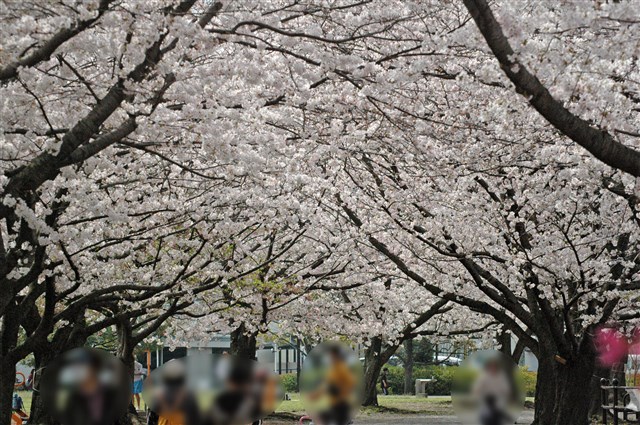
[403,339,414,395]
[230,325,258,360]
[0,359,17,425]
[116,319,136,425]
[362,337,384,407]
[531,350,557,425]
[497,328,512,356]
[0,301,20,425]
[533,339,597,425]
[28,317,88,424]
[29,348,58,424]
[553,352,596,425]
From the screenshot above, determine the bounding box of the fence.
[601,378,640,424]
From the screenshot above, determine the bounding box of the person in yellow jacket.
[317,345,357,425]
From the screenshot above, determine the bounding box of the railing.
[601,378,640,424]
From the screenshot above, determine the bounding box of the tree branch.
[463,0,640,176]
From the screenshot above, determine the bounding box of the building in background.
[140,334,306,377]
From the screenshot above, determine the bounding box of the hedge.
[383,365,537,397]
[384,365,453,395]
[280,373,298,393]
[279,366,537,398]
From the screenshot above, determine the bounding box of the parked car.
[434,355,463,366]
[359,355,403,366]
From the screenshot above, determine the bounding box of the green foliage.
[280,373,298,393]
[384,365,454,395]
[413,339,437,364]
[519,368,537,397]
[396,339,436,365]
[382,365,537,396]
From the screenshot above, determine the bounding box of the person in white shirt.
[133,360,146,410]
[472,359,513,425]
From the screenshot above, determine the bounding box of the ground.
[277,394,455,415]
[16,391,536,424]
[269,394,535,424]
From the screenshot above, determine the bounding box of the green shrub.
[519,368,537,397]
[280,373,298,393]
[383,365,455,395]
[382,364,537,397]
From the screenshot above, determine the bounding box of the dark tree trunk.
[362,337,383,406]
[498,328,512,356]
[0,358,16,425]
[532,349,557,425]
[230,324,257,360]
[29,313,88,424]
[0,301,20,425]
[117,319,136,384]
[116,319,136,425]
[403,338,414,395]
[29,348,58,424]
[552,350,595,425]
[533,339,596,425]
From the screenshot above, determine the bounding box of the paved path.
[353,412,534,424]
[267,411,535,424]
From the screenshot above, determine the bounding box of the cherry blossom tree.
[320,113,639,425]
[336,283,488,407]
[463,0,640,177]
[2,2,639,425]
[1,2,428,422]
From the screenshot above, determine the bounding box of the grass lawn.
[277,394,455,415]
[276,394,535,416]
[15,391,32,412]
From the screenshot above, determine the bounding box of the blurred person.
[249,369,280,425]
[380,368,389,396]
[257,371,279,415]
[472,359,512,425]
[309,345,356,425]
[148,360,200,425]
[12,392,29,421]
[133,360,146,410]
[210,359,255,424]
[41,348,129,425]
[56,357,111,424]
[26,369,35,391]
[68,357,109,424]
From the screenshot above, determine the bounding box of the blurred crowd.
[16,342,366,425]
